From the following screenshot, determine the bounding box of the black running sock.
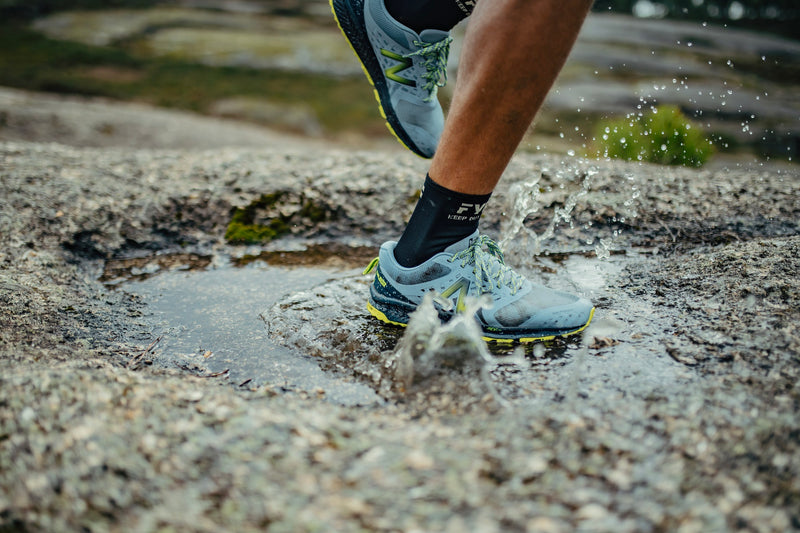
[393,174,492,268]
[384,0,477,33]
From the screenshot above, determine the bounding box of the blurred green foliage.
[0,22,381,135]
[594,106,715,167]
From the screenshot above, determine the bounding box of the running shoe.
[363,232,595,342]
[330,0,452,158]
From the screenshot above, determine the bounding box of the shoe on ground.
[330,0,451,158]
[363,232,595,342]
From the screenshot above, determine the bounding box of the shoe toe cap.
[394,99,443,158]
[492,291,594,332]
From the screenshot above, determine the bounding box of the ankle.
[383,0,474,34]
[393,174,491,267]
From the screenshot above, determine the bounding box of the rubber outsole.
[329,0,431,158]
[367,301,596,344]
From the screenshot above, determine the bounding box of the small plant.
[594,105,714,167]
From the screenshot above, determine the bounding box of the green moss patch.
[225,192,334,245]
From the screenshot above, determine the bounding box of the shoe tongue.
[419,29,450,44]
[443,231,480,255]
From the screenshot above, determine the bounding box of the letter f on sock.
[455,202,488,216]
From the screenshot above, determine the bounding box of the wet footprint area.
[106,240,697,411]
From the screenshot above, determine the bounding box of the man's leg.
[395,0,593,265]
[431,0,593,194]
[366,0,596,342]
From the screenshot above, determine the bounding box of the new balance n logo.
[439,278,470,313]
[381,49,416,87]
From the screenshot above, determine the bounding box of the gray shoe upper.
[364,0,449,157]
[375,233,594,332]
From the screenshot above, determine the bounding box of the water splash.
[594,238,612,260]
[500,167,599,257]
[391,293,509,405]
[499,175,544,254]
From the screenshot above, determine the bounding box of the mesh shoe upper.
[366,232,595,339]
[332,0,451,158]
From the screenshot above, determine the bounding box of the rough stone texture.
[1,135,799,533]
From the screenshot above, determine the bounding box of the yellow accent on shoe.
[363,256,379,275]
[509,307,596,343]
[366,300,407,327]
[365,304,596,344]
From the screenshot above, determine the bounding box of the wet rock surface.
[1,137,799,532]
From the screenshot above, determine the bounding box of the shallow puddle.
[111,241,696,409]
[109,246,382,406]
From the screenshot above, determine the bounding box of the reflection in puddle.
[101,252,213,284]
[233,243,376,268]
